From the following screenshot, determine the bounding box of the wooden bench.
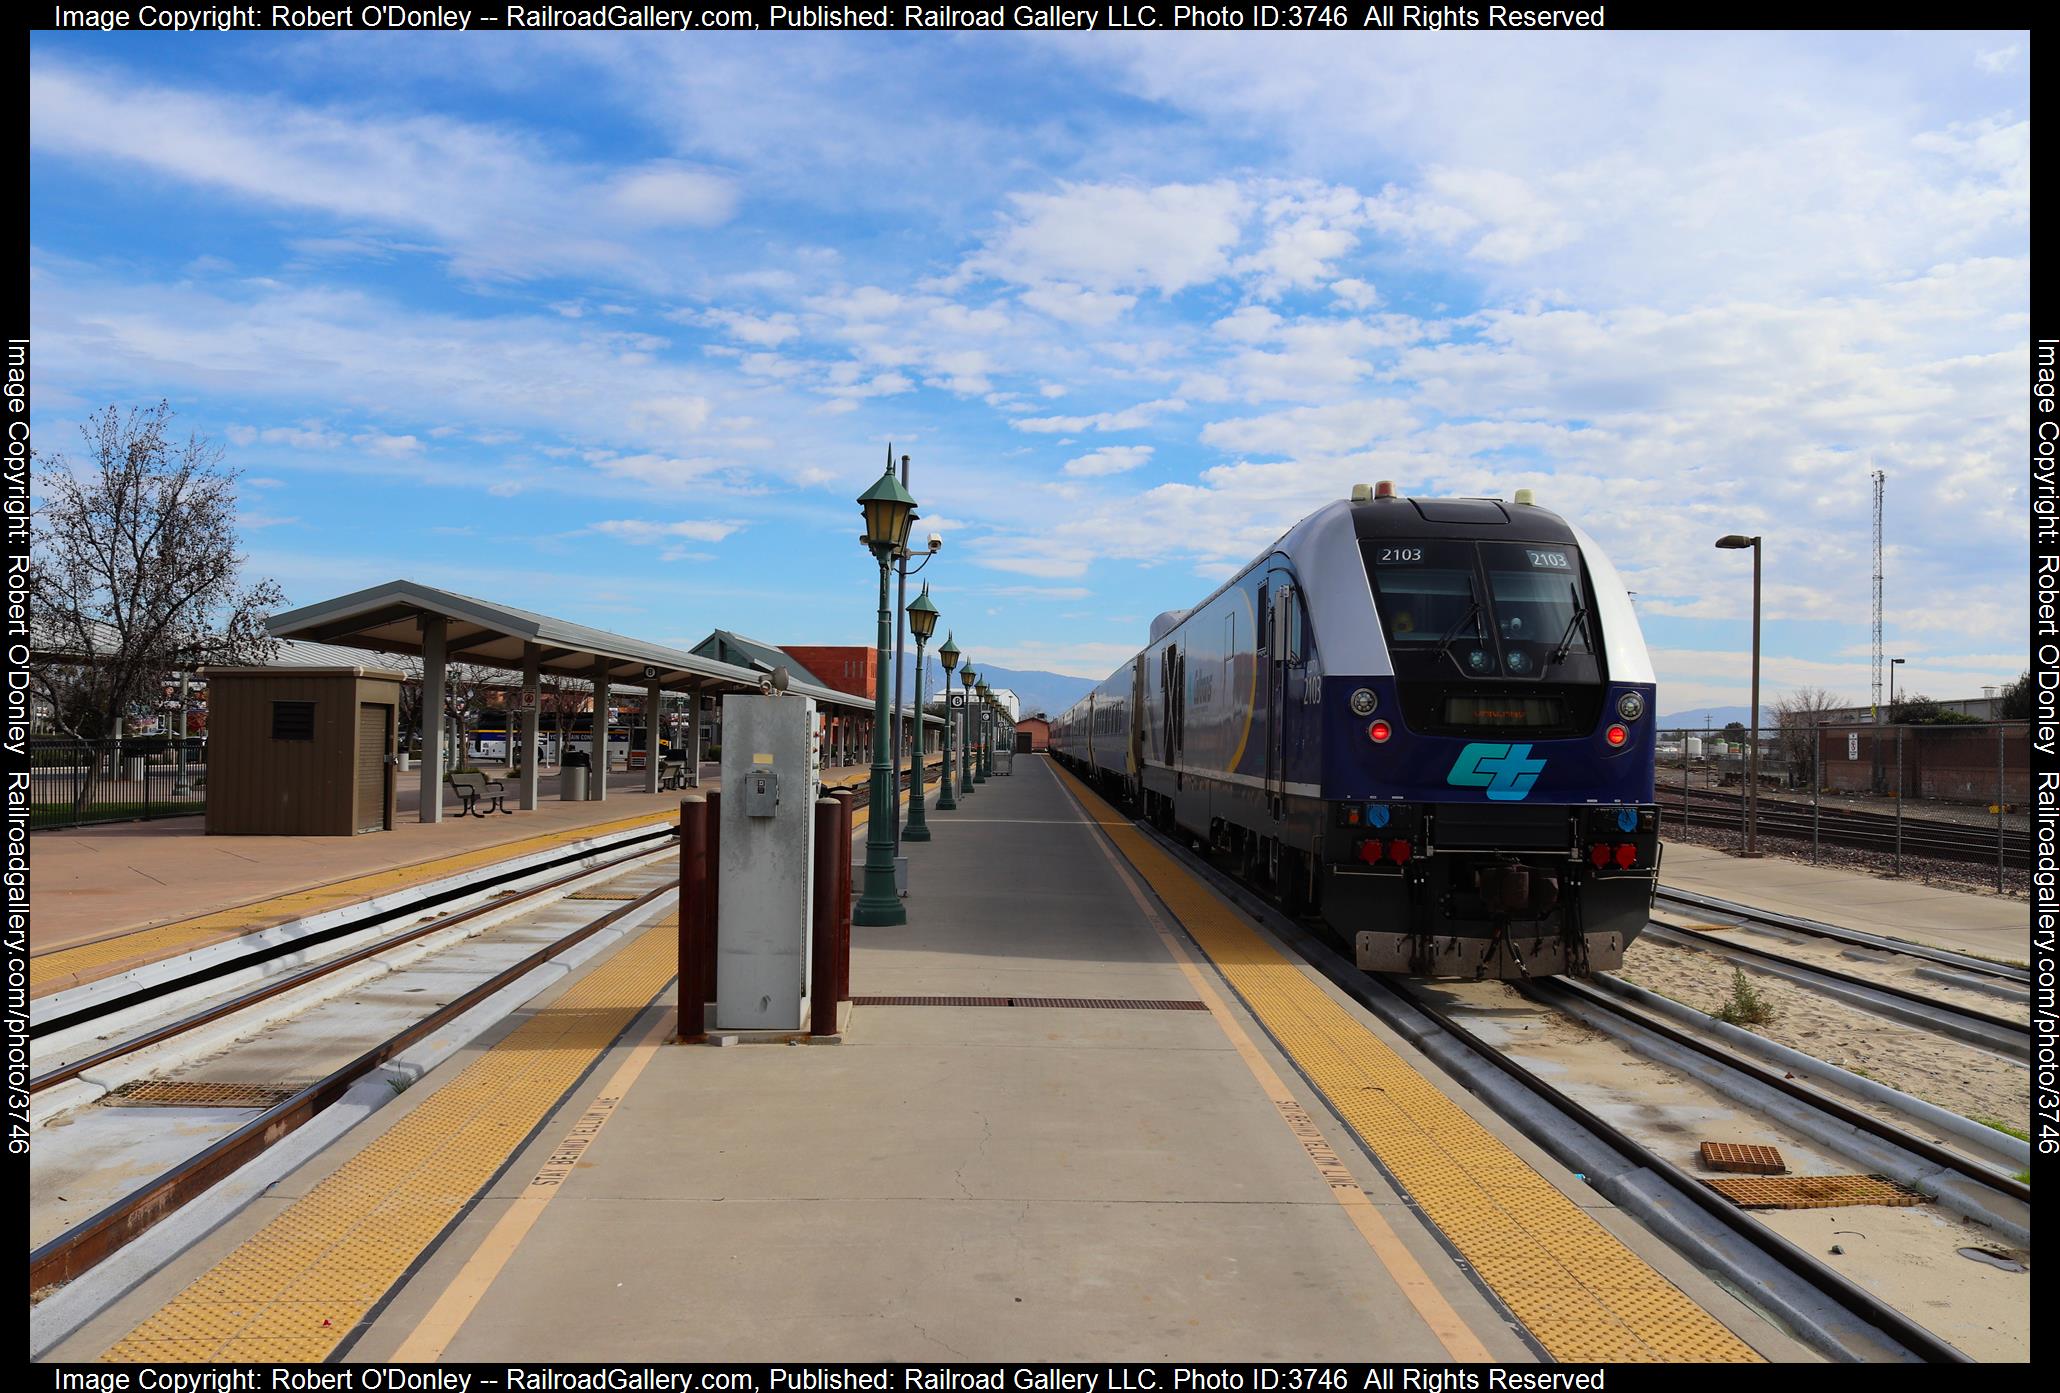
[448,769,513,817]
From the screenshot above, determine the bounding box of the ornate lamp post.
[935,633,960,812]
[903,584,939,842]
[976,682,994,780]
[959,667,977,795]
[973,681,990,782]
[856,461,919,926]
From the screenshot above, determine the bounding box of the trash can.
[124,755,149,782]
[561,750,590,802]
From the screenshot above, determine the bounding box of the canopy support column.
[590,660,610,802]
[420,615,446,824]
[519,642,541,811]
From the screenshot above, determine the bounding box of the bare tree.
[1771,686,1848,779]
[390,656,508,767]
[32,402,282,813]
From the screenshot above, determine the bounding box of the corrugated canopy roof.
[265,580,936,723]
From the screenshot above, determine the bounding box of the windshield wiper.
[1544,584,1590,672]
[1436,599,1483,672]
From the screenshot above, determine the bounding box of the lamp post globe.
[903,584,940,842]
[935,633,960,812]
[856,462,918,927]
[960,668,978,793]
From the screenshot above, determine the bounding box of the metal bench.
[448,769,513,817]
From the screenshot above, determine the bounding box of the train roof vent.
[1410,498,1509,525]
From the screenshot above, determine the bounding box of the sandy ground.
[1425,981,2030,1363]
[1614,938,2029,1135]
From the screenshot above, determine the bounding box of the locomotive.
[1049,482,1659,980]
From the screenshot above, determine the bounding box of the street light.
[1715,534,1762,856]
[1888,657,1906,722]
[958,666,977,796]
[935,633,960,812]
[903,584,940,842]
[975,681,991,782]
[856,460,918,927]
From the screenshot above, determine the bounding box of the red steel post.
[676,796,708,1040]
[832,788,856,1003]
[810,797,840,1036]
[703,788,722,1005]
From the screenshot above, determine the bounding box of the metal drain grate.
[1699,1141,1787,1174]
[1704,1173,1924,1210]
[107,1081,296,1109]
[851,995,1207,1011]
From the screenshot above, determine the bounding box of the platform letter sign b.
[1447,742,1546,801]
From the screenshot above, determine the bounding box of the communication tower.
[1871,469,1885,719]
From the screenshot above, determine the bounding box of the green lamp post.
[903,583,939,841]
[959,667,977,794]
[856,461,918,926]
[975,682,992,781]
[935,633,960,812]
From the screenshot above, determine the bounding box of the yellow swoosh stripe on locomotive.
[1050,482,1660,980]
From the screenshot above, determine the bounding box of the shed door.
[356,704,391,833]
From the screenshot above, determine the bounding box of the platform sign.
[520,681,540,710]
[1847,732,1859,760]
[949,692,966,708]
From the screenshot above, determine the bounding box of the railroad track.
[29,774,898,1296]
[1052,766,2013,1362]
[1652,886,2030,986]
[1656,785,2026,868]
[1636,919,2027,1056]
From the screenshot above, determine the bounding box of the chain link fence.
[1656,721,2027,888]
[28,738,208,830]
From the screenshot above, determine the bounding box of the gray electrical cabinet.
[715,694,821,1030]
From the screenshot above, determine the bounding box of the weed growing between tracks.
[1713,968,1777,1026]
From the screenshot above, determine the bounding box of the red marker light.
[1614,842,1638,869]
[1368,719,1392,743]
[1605,724,1628,747]
[1387,838,1413,865]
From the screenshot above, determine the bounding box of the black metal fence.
[28,738,209,830]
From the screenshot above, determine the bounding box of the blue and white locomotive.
[1049,482,1659,980]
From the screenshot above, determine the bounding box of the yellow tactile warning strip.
[32,808,681,997]
[100,909,679,1362]
[1704,1175,1923,1210]
[1049,761,1762,1364]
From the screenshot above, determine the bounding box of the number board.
[1524,548,1573,569]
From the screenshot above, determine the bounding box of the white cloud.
[969,181,1248,295]
[588,518,741,545]
[1063,445,1153,477]
[1011,397,1187,434]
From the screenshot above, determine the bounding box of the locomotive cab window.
[1363,541,1491,673]
[1483,542,1601,683]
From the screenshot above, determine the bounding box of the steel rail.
[28,881,674,1293]
[31,837,676,1095]
[1638,922,2027,1055]
[1652,886,2029,985]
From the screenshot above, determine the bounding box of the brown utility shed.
[202,664,404,835]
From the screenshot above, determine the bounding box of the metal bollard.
[811,798,841,1036]
[831,789,857,1004]
[704,789,722,1009]
[677,796,708,1040]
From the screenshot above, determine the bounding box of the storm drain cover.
[851,995,1206,1011]
[1704,1174,1924,1210]
[1699,1141,1787,1174]
[107,1081,295,1109]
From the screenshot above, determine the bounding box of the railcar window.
[1367,564,1481,648]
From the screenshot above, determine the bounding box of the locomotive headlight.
[1616,691,1645,721]
[1349,687,1378,716]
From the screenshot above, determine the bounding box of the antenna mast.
[1871,469,1885,720]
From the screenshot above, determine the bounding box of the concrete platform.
[57,758,1809,1363]
[1658,841,2027,964]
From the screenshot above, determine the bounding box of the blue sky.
[29,30,2030,714]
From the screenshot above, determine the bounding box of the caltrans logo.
[1447,743,1546,801]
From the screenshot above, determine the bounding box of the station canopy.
[265,580,936,723]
